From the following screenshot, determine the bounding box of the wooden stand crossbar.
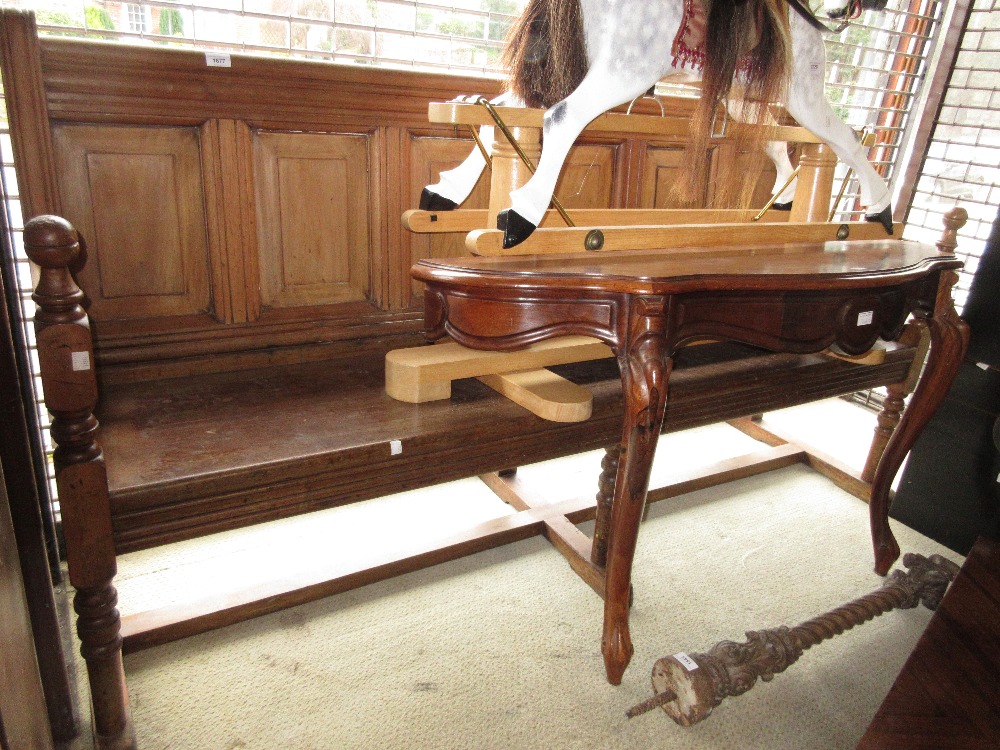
[401,207,794,235]
[427,101,825,144]
[465,219,892,257]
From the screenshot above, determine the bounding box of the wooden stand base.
[385,336,612,421]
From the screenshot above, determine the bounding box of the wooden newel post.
[25,216,136,750]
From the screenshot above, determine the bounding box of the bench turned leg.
[591,444,621,568]
[26,217,136,750]
[75,580,134,749]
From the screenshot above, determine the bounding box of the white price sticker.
[389,439,403,456]
[206,53,231,68]
[857,310,874,326]
[71,351,91,372]
[673,652,699,672]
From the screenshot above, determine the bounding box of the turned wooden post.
[627,552,960,726]
[789,143,836,223]
[25,216,136,750]
[487,126,541,227]
[861,322,927,482]
[591,444,621,567]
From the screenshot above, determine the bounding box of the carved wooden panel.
[555,143,617,210]
[642,143,777,209]
[640,145,702,208]
[254,131,375,311]
[51,124,211,322]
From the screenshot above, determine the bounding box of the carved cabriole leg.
[25,217,136,750]
[868,207,969,574]
[602,296,672,685]
[869,270,969,576]
[591,444,621,568]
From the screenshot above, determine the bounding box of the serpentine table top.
[412,238,968,684]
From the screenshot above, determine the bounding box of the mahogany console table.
[412,238,968,684]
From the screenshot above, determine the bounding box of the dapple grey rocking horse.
[420,0,893,248]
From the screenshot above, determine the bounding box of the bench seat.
[99,340,914,554]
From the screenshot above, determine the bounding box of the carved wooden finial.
[937,207,968,255]
[24,214,85,327]
[23,213,79,262]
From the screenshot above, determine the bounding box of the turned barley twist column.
[591,444,621,567]
[627,552,960,726]
[25,215,136,750]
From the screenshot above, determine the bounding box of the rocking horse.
[419,0,893,248]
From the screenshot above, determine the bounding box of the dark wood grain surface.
[857,536,1000,749]
[413,240,957,292]
[98,342,917,553]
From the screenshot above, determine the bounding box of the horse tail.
[503,0,588,109]
[681,0,792,207]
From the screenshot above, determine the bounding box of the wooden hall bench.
[26,213,946,749]
[0,10,964,749]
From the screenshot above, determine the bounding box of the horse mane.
[681,0,792,207]
[503,0,588,109]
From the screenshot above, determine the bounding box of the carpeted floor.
[101,410,961,750]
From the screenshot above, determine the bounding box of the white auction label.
[206,53,231,68]
[857,310,874,326]
[673,652,699,671]
[389,439,403,456]
[71,351,91,372]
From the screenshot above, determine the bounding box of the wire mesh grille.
[902,0,999,313]
[825,0,944,223]
[0,110,57,503]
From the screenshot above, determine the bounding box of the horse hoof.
[772,201,793,211]
[497,209,537,248]
[865,204,894,235]
[419,188,458,212]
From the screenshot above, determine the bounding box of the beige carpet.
[111,422,961,750]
